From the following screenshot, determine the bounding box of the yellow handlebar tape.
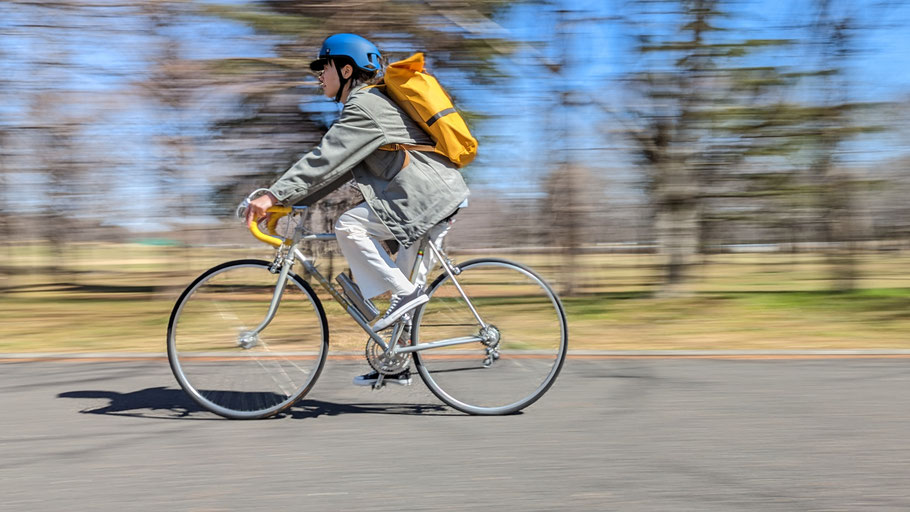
[247,205,293,247]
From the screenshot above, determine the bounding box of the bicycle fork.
[237,255,294,349]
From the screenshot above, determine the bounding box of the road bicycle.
[167,197,568,419]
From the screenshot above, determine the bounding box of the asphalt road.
[1,357,909,511]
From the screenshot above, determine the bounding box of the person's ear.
[342,64,353,79]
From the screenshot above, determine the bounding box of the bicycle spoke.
[168,260,328,419]
[413,259,567,415]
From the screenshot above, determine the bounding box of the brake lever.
[236,188,273,222]
[236,198,250,221]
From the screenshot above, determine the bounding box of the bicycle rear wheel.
[167,259,328,419]
[412,258,568,415]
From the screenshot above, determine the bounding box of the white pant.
[334,203,450,299]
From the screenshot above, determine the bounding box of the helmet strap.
[334,63,350,103]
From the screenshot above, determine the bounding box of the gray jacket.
[268,83,470,248]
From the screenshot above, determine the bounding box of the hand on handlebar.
[238,189,294,247]
[245,191,278,225]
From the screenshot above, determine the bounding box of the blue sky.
[2,0,909,230]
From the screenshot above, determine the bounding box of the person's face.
[318,60,352,99]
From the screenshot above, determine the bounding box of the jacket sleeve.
[268,103,388,205]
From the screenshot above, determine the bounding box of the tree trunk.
[654,160,699,297]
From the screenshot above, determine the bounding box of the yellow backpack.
[376,53,478,168]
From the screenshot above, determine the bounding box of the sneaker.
[353,369,412,387]
[372,286,429,332]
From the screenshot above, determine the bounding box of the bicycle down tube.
[290,243,392,352]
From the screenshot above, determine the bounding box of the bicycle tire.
[167,259,329,419]
[412,258,568,415]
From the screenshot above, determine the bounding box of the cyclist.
[245,33,470,387]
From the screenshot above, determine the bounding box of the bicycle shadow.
[286,400,451,419]
[58,387,214,420]
[57,387,451,420]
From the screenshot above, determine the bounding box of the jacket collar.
[344,83,371,103]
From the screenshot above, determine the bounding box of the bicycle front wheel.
[412,258,568,415]
[167,259,328,419]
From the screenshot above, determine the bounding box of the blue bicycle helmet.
[310,34,382,102]
[309,33,382,73]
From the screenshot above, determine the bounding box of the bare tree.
[540,164,604,295]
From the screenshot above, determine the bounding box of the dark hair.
[328,56,380,84]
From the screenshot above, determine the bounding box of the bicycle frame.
[248,207,490,357]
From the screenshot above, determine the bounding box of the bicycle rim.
[167,260,328,419]
[412,258,568,415]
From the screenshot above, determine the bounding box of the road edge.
[3,349,910,362]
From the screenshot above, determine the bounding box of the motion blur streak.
[2,0,910,354]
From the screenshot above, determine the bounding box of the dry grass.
[3,242,910,353]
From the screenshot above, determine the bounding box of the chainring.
[365,336,412,375]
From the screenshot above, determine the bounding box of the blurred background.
[3,0,910,353]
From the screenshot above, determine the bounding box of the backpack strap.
[378,143,436,152]
[367,85,436,154]
[378,143,437,171]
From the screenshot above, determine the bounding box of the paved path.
[2,357,909,511]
